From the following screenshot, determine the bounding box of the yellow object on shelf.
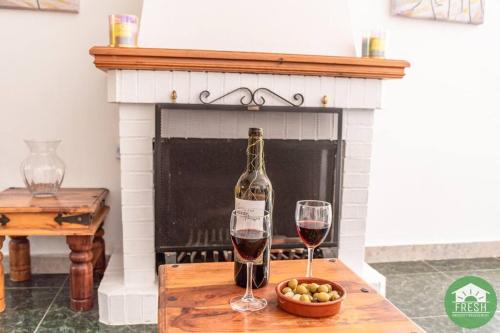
[109,14,139,48]
[369,30,385,59]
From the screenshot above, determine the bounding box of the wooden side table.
[0,188,109,312]
[158,259,424,333]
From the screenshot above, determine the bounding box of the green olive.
[326,284,333,292]
[299,294,311,302]
[299,283,309,289]
[316,292,330,302]
[330,290,340,300]
[284,291,295,298]
[295,285,309,295]
[288,278,299,290]
[282,287,292,294]
[292,294,301,301]
[317,285,329,293]
[308,283,319,293]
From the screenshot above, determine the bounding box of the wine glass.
[295,200,332,277]
[230,209,271,312]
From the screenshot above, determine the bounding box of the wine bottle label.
[235,198,265,214]
[235,198,265,230]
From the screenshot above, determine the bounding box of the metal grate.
[162,247,335,264]
[154,101,344,268]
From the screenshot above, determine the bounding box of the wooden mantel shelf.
[89,46,410,79]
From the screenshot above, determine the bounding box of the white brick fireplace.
[96,68,387,325]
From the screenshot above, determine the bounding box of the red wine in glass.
[297,220,330,247]
[295,200,332,277]
[231,229,268,261]
[230,209,271,312]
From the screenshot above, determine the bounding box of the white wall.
[0,0,142,255]
[1,0,498,256]
[140,0,355,56]
[140,0,500,247]
[349,1,500,246]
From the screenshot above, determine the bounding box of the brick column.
[119,103,156,286]
[338,109,375,274]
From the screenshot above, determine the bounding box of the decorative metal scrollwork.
[253,88,304,107]
[0,214,9,226]
[199,87,304,107]
[54,213,91,226]
[200,88,253,106]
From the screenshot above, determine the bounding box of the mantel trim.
[89,46,410,80]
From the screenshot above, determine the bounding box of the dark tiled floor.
[371,257,500,333]
[0,274,157,333]
[3,259,500,332]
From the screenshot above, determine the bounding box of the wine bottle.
[234,128,273,289]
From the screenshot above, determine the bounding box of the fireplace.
[95,71,388,325]
[90,44,409,325]
[153,100,344,265]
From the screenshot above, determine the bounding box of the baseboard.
[6,244,499,273]
[2,254,69,274]
[365,241,500,263]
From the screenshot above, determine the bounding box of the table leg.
[9,236,31,282]
[67,235,93,311]
[0,236,5,313]
[92,227,106,278]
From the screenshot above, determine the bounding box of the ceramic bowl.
[275,277,346,318]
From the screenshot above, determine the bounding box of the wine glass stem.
[243,262,254,300]
[306,247,314,277]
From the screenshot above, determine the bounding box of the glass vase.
[20,140,65,197]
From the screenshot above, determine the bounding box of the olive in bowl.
[275,277,346,318]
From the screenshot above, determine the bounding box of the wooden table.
[0,188,109,312]
[158,259,424,333]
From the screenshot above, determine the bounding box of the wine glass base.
[230,296,267,312]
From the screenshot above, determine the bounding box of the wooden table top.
[0,188,109,236]
[0,188,108,214]
[158,259,424,333]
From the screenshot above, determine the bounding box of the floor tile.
[5,273,68,289]
[465,313,500,333]
[50,287,100,314]
[413,316,462,333]
[0,308,47,333]
[385,272,452,317]
[62,273,103,289]
[35,305,100,333]
[94,324,157,333]
[0,288,58,333]
[441,269,500,292]
[37,287,157,332]
[2,273,156,332]
[413,315,500,333]
[36,306,157,333]
[370,261,436,275]
[131,325,157,332]
[425,258,500,272]
[5,288,58,312]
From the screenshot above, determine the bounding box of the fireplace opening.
[154,103,343,267]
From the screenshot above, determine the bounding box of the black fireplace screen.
[154,102,343,263]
